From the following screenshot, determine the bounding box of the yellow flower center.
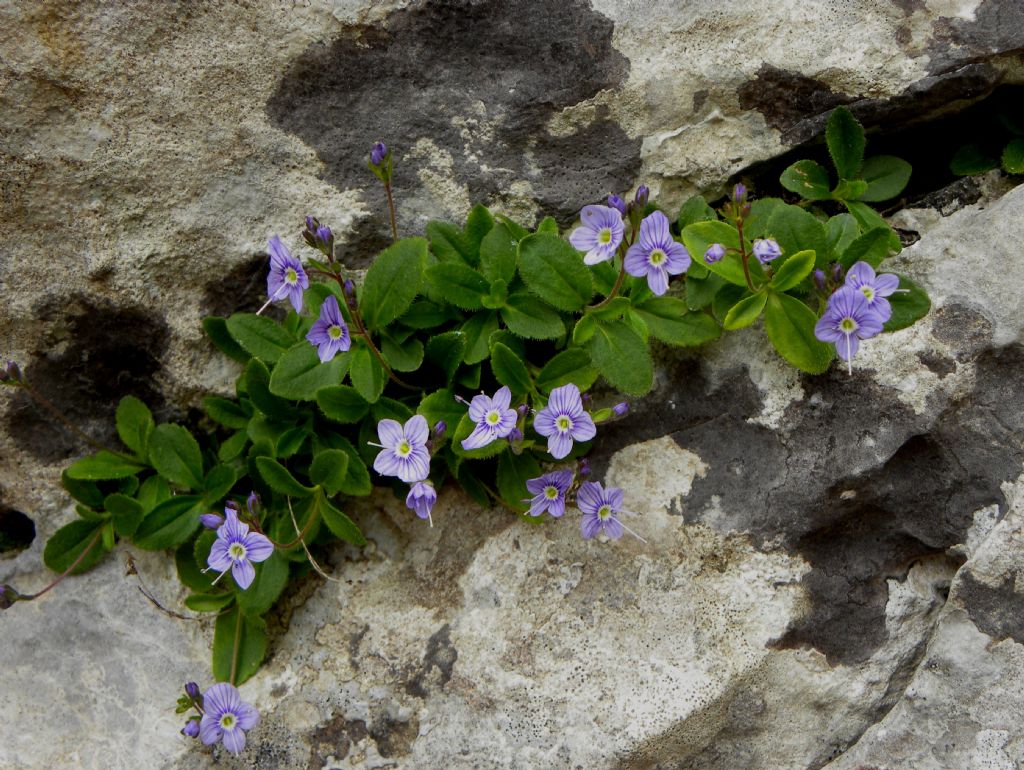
[397,440,411,457]
[860,286,875,301]
[839,317,858,333]
[598,228,613,245]
[229,542,247,561]
[220,713,236,730]
[328,325,343,340]
[556,415,573,432]
[649,249,666,266]
[544,486,559,500]
[486,410,501,426]
[597,504,612,520]
[285,267,298,285]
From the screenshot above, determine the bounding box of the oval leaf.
[490,342,532,396]
[269,342,347,401]
[770,250,816,291]
[826,106,865,180]
[536,348,599,393]
[517,233,594,311]
[116,396,154,457]
[225,313,294,364]
[780,159,831,201]
[723,292,768,331]
[317,385,370,424]
[763,293,834,374]
[501,293,565,340]
[859,155,912,202]
[133,495,204,551]
[585,320,654,396]
[43,520,108,575]
[149,424,205,489]
[254,457,315,498]
[359,237,428,329]
[631,297,721,347]
[66,451,145,481]
[212,607,267,686]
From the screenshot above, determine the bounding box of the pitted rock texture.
[3,1,1024,769]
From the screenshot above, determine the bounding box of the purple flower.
[569,205,624,265]
[199,682,259,755]
[525,470,573,518]
[306,295,351,363]
[844,261,899,323]
[607,193,627,216]
[432,420,447,440]
[406,480,437,522]
[266,236,309,313]
[613,401,629,416]
[533,384,597,459]
[814,287,885,373]
[704,243,726,264]
[246,492,260,515]
[206,507,274,590]
[200,513,224,530]
[371,415,430,483]
[185,682,201,701]
[371,141,388,166]
[461,386,517,451]
[634,185,649,207]
[752,238,782,264]
[624,210,691,295]
[577,481,625,540]
[182,720,200,738]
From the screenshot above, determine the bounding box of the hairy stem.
[27,527,105,600]
[736,217,755,293]
[229,608,242,686]
[384,181,398,242]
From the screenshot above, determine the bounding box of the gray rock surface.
[2,1,1024,768]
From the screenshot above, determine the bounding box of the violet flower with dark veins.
[624,210,691,295]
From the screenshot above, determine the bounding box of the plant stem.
[229,608,242,686]
[27,527,105,600]
[735,217,756,292]
[384,181,398,243]
[17,382,135,460]
[271,504,321,550]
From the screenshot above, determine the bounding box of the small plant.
[950,110,1024,177]
[1,109,931,757]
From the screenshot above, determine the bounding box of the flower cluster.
[814,261,899,373]
[179,681,259,755]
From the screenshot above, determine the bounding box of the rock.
[2,0,1024,768]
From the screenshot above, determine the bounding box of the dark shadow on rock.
[266,0,639,266]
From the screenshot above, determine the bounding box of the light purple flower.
[569,205,624,265]
[577,481,625,540]
[199,513,224,529]
[733,183,747,204]
[704,243,726,264]
[624,210,691,295]
[406,480,436,522]
[185,682,201,701]
[306,295,351,363]
[182,720,200,738]
[525,470,573,518]
[371,415,430,483]
[844,261,899,323]
[814,287,885,373]
[533,384,597,459]
[198,682,259,755]
[206,506,274,590]
[460,386,517,451]
[266,236,309,313]
[752,238,782,264]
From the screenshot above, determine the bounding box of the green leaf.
[236,551,289,616]
[218,430,249,463]
[426,331,466,385]
[859,155,912,201]
[884,275,931,331]
[212,607,267,686]
[269,343,347,401]
[203,396,250,429]
[681,220,753,287]
[61,470,105,508]
[585,320,654,396]
[950,143,999,176]
[590,261,619,294]
[318,491,366,545]
[328,436,373,497]
[185,592,234,612]
[425,262,489,310]
[490,342,533,395]
[133,495,203,550]
[723,292,768,330]
[276,426,308,458]
[66,450,145,481]
[460,311,500,365]
[254,457,315,498]
[496,452,541,512]
[770,249,816,291]
[712,284,746,324]
[381,334,424,372]
[831,179,869,200]
[310,449,350,495]
[359,237,428,329]
[764,293,833,374]
[417,389,465,440]
[632,297,721,346]
[685,272,725,311]
[105,492,145,537]
[116,396,154,457]
[137,475,171,512]
[826,106,865,180]
[203,316,251,364]
[463,204,494,259]
[743,197,785,239]
[838,227,892,270]
[451,413,507,459]
[482,278,508,309]
[766,204,827,269]
[572,313,598,345]
[203,464,237,503]
[244,358,295,421]
[427,220,475,265]
[536,348,599,393]
[399,300,458,329]
[536,216,559,234]
[588,296,631,322]
[43,520,108,575]
[826,214,860,262]
[517,233,594,311]
[177,539,215,592]
[845,201,901,252]
[372,397,414,423]
[780,159,831,201]
[1002,138,1024,174]
[317,385,370,424]
[149,424,205,489]
[501,292,565,339]
[480,222,519,284]
[349,345,386,404]
[677,195,717,230]
[225,313,294,364]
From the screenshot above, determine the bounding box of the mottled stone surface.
[3,0,1024,768]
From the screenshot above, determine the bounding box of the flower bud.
[316,224,333,247]
[578,458,591,477]
[246,492,261,516]
[181,720,200,738]
[704,243,726,264]
[516,404,529,418]
[184,682,201,701]
[371,141,388,167]
[305,215,317,232]
[634,185,649,208]
[199,513,224,530]
[752,238,782,264]
[432,421,447,441]
[831,263,845,283]
[508,427,523,443]
[607,194,627,216]
[733,183,747,204]
[813,269,827,292]
[613,402,629,417]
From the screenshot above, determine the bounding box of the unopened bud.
[432,421,447,440]
[181,720,200,738]
[508,428,523,443]
[733,183,747,204]
[578,458,591,477]
[316,224,333,247]
[613,402,629,417]
[704,243,726,264]
[831,263,845,283]
[607,194,627,216]
[581,393,592,407]
[305,215,318,232]
[184,682,201,701]
[246,492,260,516]
[199,513,223,530]
[634,185,649,208]
[371,141,388,167]
[813,269,827,292]
[516,404,529,418]
[752,238,782,264]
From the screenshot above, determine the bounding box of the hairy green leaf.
[780,159,831,201]
[225,313,294,364]
[586,320,653,395]
[359,237,428,329]
[826,106,865,180]
[269,343,348,400]
[764,293,833,374]
[517,233,594,311]
[149,424,205,489]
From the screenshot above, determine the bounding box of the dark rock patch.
[957,570,1024,644]
[370,713,420,758]
[5,295,169,463]
[405,623,458,698]
[916,351,956,378]
[0,504,35,554]
[267,0,639,265]
[930,302,994,361]
[930,0,1024,72]
[203,252,285,320]
[737,65,853,143]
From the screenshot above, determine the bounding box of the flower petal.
[491,386,512,411]
[570,411,597,442]
[646,267,669,296]
[580,512,603,539]
[623,244,649,277]
[569,226,598,252]
[606,486,625,512]
[403,414,429,448]
[583,247,615,266]
[232,559,256,590]
[236,702,260,731]
[243,533,274,563]
[547,497,566,518]
[467,394,491,423]
[460,424,495,451]
[207,540,233,572]
[204,683,240,717]
[222,726,246,755]
[663,242,691,275]
[575,481,603,516]
[603,516,624,540]
[836,333,860,361]
[532,407,557,437]
[199,715,222,746]
[874,273,900,296]
[547,431,574,459]
[399,448,430,483]
[373,448,402,477]
[376,419,404,449]
[845,261,876,289]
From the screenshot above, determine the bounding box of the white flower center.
[229,542,248,562]
[860,286,875,301]
[328,325,343,339]
[556,415,573,433]
[598,228,613,245]
[486,410,501,426]
[597,504,613,520]
[397,440,412,457]
[544,486,559,500]
[839,316,858,334]
[285,267,298,285]
[219,713,237,730]
[649,248,666,266]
